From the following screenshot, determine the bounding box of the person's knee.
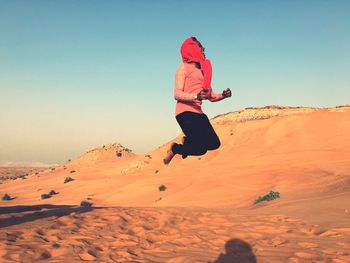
[207,138,221,150]
[193,144,207,155]
[198,148,207,155]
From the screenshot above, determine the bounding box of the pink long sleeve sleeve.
[174,63,196,102]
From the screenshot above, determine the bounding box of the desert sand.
[1,105,349,262]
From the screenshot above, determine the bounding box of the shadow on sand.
[0,204,97,228]
[211,238,257,263]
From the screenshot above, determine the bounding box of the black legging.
[172,111,221,158]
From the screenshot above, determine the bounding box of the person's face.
[191,37,206,58]
[201,47,206,58]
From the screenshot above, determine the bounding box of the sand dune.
[1,105,349,262]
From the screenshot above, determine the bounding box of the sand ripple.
[0,206,349,262]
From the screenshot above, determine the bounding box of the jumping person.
[163,37,232,165]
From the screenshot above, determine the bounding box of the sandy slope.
[0,205,349,262]
[1,106,349,262]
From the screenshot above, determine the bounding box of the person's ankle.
[171,142,178,153]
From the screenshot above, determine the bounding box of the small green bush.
[64,177,74,183]
[0,174,28,182]
[2,193,12,201]
[80,200,93,207]
[159,185,167,191]
[255,190,280,204]
[41,193,51,200]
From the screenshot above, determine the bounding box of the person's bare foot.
[163,142,176,165]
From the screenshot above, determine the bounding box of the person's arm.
[174,63,197,102]
[208,89,225,102]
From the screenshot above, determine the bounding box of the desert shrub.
[69,170,76,173]
[155,170,159,174]
[255,190,280,204]
[80,200,93,207]
[159,185,167,191]
[18,174,28,179]
[49,190,58,195]
[125,148,132,153]
[1,174,28,182]
[2,193,12,201]
[116,152,122,157]
[64,177,74,184]
[41,193,51,200]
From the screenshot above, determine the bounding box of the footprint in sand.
[294,252,317,260]
[257,237,287,247]
[287,257,300,263]
[34,249,52,260]
[269,237,288,246]
[50,244,66,258]
[269,215,290,222]
[79,251,96,261]
[297,242,318,249]
[299,227,315,236]
[5,231,23,242]
[333,258,350,263]
[8,254,20,261]
[318,229,341,237]
[254,225,291,234]
[35,229,45,236]
[138,238,156,249]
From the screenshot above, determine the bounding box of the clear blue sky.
[0,0,349,164]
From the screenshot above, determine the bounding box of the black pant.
[172,111,221,157]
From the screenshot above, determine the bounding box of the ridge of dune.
[211,104,350,124]
[66,142,136,167]
[0,161,58,168]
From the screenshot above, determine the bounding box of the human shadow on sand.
[210,238,257,263]
[0,204,96,228]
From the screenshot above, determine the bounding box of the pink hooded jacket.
[174,37,224,116]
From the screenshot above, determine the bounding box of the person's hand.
[222,88,232,98]
[196,89,210,100]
